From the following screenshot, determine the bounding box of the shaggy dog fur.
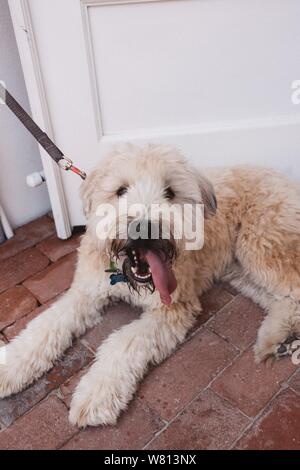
[0,144,299,427]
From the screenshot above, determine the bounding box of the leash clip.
[58,156,87,180]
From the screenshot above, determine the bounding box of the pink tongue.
[143,250,177,306]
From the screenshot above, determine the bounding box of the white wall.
[0,0,50,229]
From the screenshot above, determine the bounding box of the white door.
[9,0,300,237]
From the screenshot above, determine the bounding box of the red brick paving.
[138,328,238,421]
[0,342,92,427]
[211,347,296,417]
[288,369,300,395]
[61,399,164,450]
[0,216,55,261]
[23,251,77,303]
[236,389,300,450]
[0,396,76,449]
[59,368,88,408]
[0,286,38,330]
[37,232,82,262]
[147,389,250,450]
[208,295,264,350]
[2,299,56,340]
[0,248,49,294]
[219,282,239,297]
[0,215,299,449]
[81,302,141,352]
[201,284,234,317]
[195,284,234,327]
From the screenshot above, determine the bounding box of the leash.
[0,82,86,180]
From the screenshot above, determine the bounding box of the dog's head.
[81,144,217,305]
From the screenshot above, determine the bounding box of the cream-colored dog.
[0,144,299,427]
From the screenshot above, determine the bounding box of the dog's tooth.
[132,269,152,281]
[132,250,136,255]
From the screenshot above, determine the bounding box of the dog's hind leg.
[224,265,300,362]
[231,187,300,362]
[0,280,109,398]
[69,300,200,427]
[254,296,300,362]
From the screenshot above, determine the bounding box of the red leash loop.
[58,156,86,180]
[70,164,87,180]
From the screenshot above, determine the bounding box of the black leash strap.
[0,82,86,180]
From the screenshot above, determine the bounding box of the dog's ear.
[196,172,218,218]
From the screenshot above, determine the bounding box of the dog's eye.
[116,186,128,197]
[164,187,175,200]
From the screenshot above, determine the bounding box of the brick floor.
[2,299,57,340]
[0,342,92,427]
[23,252,77,303]
[37,232,82,262]
[191,284,234,330]
[0,216,55,262]
[235,389,300,450]
[288,369,300,395]
[0,215,299,449]
[81,302,141,352]
[138,329,238,421]
[0,248,49,294]
[147,389,250,450]
[62,400,164,450]
[211,347,297,417]
[0,286,38,330]
[207,295,264,350]
[0,397,76,450]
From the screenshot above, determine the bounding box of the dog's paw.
[0,347,40,398]
[274,334,300,358]
[0,365,22,398]
[254,333,300,363]
[69,374,128,427]
[69,399,118,428]
[0,343,15,398]
[254,339,278,363]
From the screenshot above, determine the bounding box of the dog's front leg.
[69,303,197,427]
[0,286,109,398]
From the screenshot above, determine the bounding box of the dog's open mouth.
[126,248,152,283]
[121,245,177,306]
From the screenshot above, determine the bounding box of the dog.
[0,143,299,427]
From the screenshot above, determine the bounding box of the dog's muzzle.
[111,221,178,306]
